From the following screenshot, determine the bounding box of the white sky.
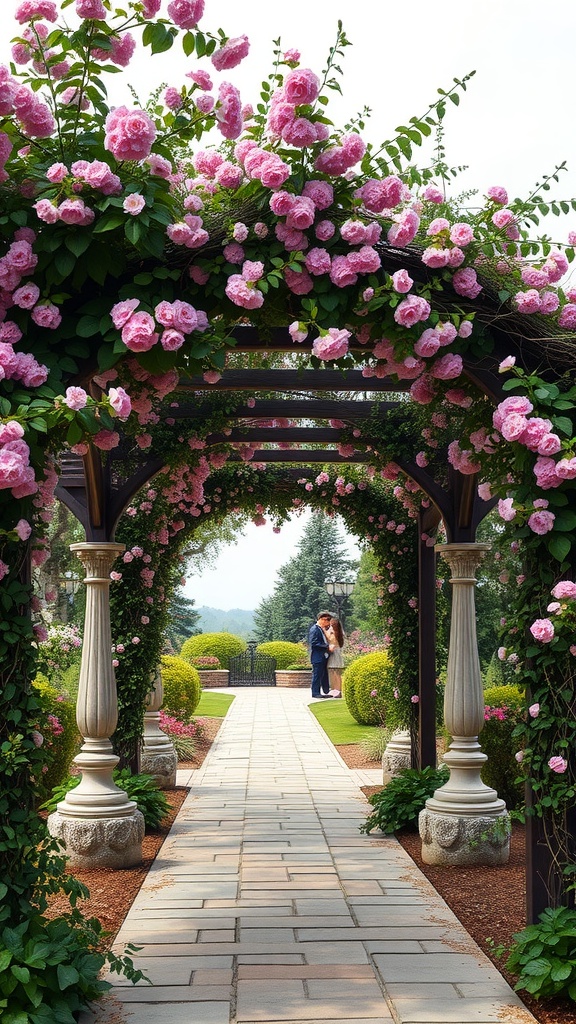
[3,1,575,608]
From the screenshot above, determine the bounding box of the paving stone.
[389,997,518,1022]
[112,985,233,1002]
[372,953,503,984]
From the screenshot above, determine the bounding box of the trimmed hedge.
[160,655,202,721]
[343,651,404,729]
[483,684,525,710]
[180,632,246,670]
[256,641,308,670]
[32,674,80,798]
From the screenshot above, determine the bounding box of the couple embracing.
[308,611,344,699]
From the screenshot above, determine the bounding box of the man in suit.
[309,611,334,698]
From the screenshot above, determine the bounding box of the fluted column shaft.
[48,542,144,867]
[141,666,177,788]
[419,543,510,866]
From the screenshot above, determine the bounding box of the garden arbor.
[2,6,576,1016]
[52,318,521,871]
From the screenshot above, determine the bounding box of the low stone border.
[197,669,229,688]
[275,670,312,688]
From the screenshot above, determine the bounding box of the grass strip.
[196,690,235,718]
[309,697,381,745]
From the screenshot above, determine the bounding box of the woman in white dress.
[325,617,344,698]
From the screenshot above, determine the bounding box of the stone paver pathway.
[82,688,535,1024]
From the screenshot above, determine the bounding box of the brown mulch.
[46,727,574,1024]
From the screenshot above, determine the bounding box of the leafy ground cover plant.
[360,766,449,834]
[41,770,170,829]
[503,906,576,1000]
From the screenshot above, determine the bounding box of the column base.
[48,808,145,868]
[382,730,412,781]
[140,746,178,789]
[419,807,511,866]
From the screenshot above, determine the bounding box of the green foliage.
[309,697,385,745]
[32,675,80,797]
[256,640,308,669]
[360,726,394,763]
[360,766,449,834]
[285,663,312,671]
[164,591,201,652]
[160,655,202,720]
[505,906,576,999]
[41,770,170,829]
[180,632,246,670]
[343,651,407,729]
[0,910,145,1024]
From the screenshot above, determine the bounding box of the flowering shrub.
[188,655,221,670]
[479,685,526,810]
[32,673,80,797]
[37,622,82,681]
[159,710,204,759]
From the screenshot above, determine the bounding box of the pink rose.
[312,328,351,361]
[108,386,131,419]
[529,618,555,643]
[121,311,158,352]
[391,269,413,293]
[548,756,568,774]
[211,35,250,72]
[394,295,431,328]
[283,68,320,105]
[167,0,204,30]
[551,581,576,599]
[63,386,88,411]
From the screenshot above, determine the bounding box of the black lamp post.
[324,580,355,630]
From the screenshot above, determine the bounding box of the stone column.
[48,542,144,868]
[382,730,412,782]
[419,543,510,865]
[140,666,177,789]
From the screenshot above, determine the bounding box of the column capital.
[435,542,490,581]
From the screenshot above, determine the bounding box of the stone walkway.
[82,688,535,1024]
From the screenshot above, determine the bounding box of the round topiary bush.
[343,651,405,729]
[180,632,247,670]
[480,684,526,810]
[32,674,80,798]
[160,655,202,721]
[256,641,308,670]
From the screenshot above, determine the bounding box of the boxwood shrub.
[32,674,80,798]
[343,651,404,729]
[160,655,202,721]
[180,632,246,670]
[256,641,308,669]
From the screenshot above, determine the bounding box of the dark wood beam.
[206,428,345,443]
[178,369,408,393]
[172,398,398,421]
[228,450,366,463]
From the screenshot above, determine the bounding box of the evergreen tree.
[347,549,382,632]
[254,512,357,642]
[164,590,201,653]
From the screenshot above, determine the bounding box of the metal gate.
[228,642,276,686]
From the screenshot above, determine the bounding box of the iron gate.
[228,642,276,686]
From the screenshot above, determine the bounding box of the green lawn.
[196,691,235,718]
[309,698,381,745]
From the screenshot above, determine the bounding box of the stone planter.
[275,670,312,688]
[198,669,229,688]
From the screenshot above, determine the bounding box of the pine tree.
[253,512,357,642]
[164,590,201,652]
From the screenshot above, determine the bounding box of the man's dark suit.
[308,622,330,697]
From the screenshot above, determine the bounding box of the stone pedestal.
[419,543,510,866]
[48,543,144,868]
[382,729,412,782]
[140,667,177,789]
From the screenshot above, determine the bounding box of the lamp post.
[324,580,355,629]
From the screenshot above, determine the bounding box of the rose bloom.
[63,386,88,410]
[548,756,568,774]
[529,618,555,643]
[528,703,540,718]
[527,509,556,536]
[551,580,576,599]
[123,193,146,215]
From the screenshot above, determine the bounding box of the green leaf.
[76,315,102,338]
[65,232,92,257]
[548,534,572,563]
[57,963,80,990]
[552,415,573,436]
[551,511,576,532]
[92,213,125,234]
[182,30,195,56]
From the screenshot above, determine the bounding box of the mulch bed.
[46,728,575,1024]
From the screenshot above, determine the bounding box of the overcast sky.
[3,1,575,609]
